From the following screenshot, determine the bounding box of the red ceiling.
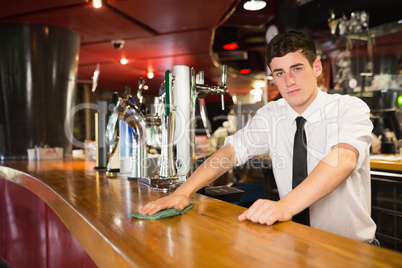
[1,0,401,96]
[0,0,265,96]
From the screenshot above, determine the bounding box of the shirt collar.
[285,88,325,127]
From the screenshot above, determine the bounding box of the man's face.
[270,50,322,114]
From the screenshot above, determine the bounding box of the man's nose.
[285,73,295,87]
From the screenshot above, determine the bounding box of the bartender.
[140,31,378,245]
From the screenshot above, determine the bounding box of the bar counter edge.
[1,159,402,268]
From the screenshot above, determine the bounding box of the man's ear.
[313,59,323,77]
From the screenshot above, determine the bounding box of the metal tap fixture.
[158,79,177,180]
[138,65,228,190]
[95,100,108,169]
[137,74,180,190]
[121,104,147,178]
[195,65,228,110]
[190,65,228,174]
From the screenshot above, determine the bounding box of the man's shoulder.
[323,92,367,107]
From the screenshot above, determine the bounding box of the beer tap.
[137,64,229,191]
[158,72,178,181]
[195,65,228,110]
[137,73,179,190]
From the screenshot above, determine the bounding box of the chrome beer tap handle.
[221,65,227,110]
[195,65,228,109]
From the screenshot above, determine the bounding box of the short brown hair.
[265,31,317,69]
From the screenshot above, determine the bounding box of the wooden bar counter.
[1,159,402,267]
[370,154,402,172]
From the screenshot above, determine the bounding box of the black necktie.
[292,116,310,226]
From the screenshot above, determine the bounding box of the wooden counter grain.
[1,160,402,267]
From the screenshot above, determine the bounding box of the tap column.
[173,65,192,183]
[95,100,108,169]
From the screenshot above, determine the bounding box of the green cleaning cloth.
[130,203,195,220]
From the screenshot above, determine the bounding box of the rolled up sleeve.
[327,96,373,170]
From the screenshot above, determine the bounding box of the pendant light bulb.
[120,58,128,65]
[243,0,266,11]
[93,0,102,8]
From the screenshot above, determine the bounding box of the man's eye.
[275,72,283,77]
[294,67,301,72]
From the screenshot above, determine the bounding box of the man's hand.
[138,194,190,216]
[238,199,292,225]
[139,144,238,216]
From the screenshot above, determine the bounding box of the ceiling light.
[223,27,238,50]
[223,43,239,50]
[93,0,102,8]
[243,0,266,11]
[120,58,128,65]
[147,71,154,79]
[240,68,251,74]
[239,60,250,74]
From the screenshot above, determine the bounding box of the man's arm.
[238,143,358,225]
[139,143,237,215]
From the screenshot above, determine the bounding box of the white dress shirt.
[225,89,376,242]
